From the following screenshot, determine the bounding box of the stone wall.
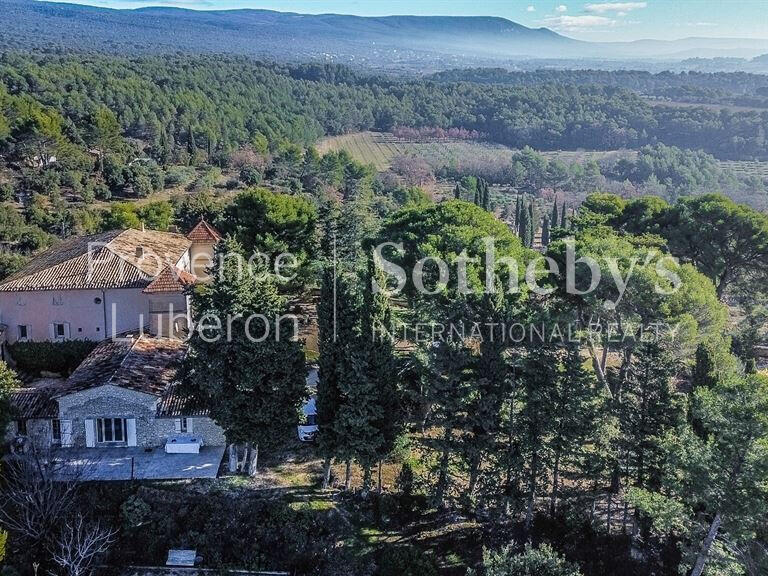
[57,384,225,448]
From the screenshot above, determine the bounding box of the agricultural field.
[317,131,634,172]
[720,160,768,179]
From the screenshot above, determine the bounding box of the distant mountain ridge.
[3,0,768,71]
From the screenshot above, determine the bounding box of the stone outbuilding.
[8,334,225,452]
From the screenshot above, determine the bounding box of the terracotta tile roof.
[0,229,192,292]
[143,266,197,294]
[62,335,187,398]
[186,219,221,243]
[10,387,58,419]
[156,382,210,418]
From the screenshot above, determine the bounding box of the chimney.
[136,246,144,258]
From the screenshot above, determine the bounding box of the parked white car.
[297,395,318,442]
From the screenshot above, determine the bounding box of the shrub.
[377,546,438,576]
[120,496,151,529]
[164,165,196,188]
[0,182,14,202]
[469,543,583,576]
[239,165,262,186]
[9,340,99,376]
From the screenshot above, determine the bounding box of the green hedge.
[8,340,99,376]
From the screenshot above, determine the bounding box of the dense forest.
[430,68,768,108]
[2,53,768,162]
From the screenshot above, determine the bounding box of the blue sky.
[41,1,768,42]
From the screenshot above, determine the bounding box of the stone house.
[9,334,225,451]
[0,221,219,346]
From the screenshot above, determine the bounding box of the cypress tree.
[541,215,551,247]
[453,183,461,200]
[182,237,306,476]
[528,201,536,248]
[560,202,567,229]
[480,178,491,211]
[518,198,531,247]
[187,124,196,160]
[551,199,559,229]
[515,195,522,233]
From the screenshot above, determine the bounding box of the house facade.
[0,221,219,346]
[9,335,225,451]
[4,220,225,456]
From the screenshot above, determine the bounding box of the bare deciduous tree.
[50,514,117,576]
[0,444,82,548]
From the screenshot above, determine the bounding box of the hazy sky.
[40,0,768,42]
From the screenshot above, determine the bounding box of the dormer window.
[136,246,144,258]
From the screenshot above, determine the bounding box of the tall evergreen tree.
[520,347,558,533]
[186,124,196,159]
[560,202,568,229]
[528,201,536,248]
[463,290,510,506]
[541,215,551,247]
[518,199,532,248]
[453,183,461,200]
[548,345,603,515]
[551,199,559,230]
[316,265,358,488]
[182,236,307,475]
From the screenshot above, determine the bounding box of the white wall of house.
[104,288,149,338]
[0,287,196,344]
[0,289,109,344]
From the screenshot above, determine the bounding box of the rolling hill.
[3,0,768,71]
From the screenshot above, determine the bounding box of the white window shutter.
[174,418,182,433]
[63,323,71,339]
[84,419,95,447]
[61,420,72,447]
[126,418,137,447]
[187,418,193,434]
[49,323,56,340]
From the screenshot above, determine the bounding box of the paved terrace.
[53,446,226,481]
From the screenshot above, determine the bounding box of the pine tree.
[425,339,474,509]
[618,343,682,505]
[479,178,491,211]
[157,126,170,166]
[182,236,306,475]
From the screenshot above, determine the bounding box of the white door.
[126,418,137,447]
[84,419,95,448]
[61,420,73,447]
